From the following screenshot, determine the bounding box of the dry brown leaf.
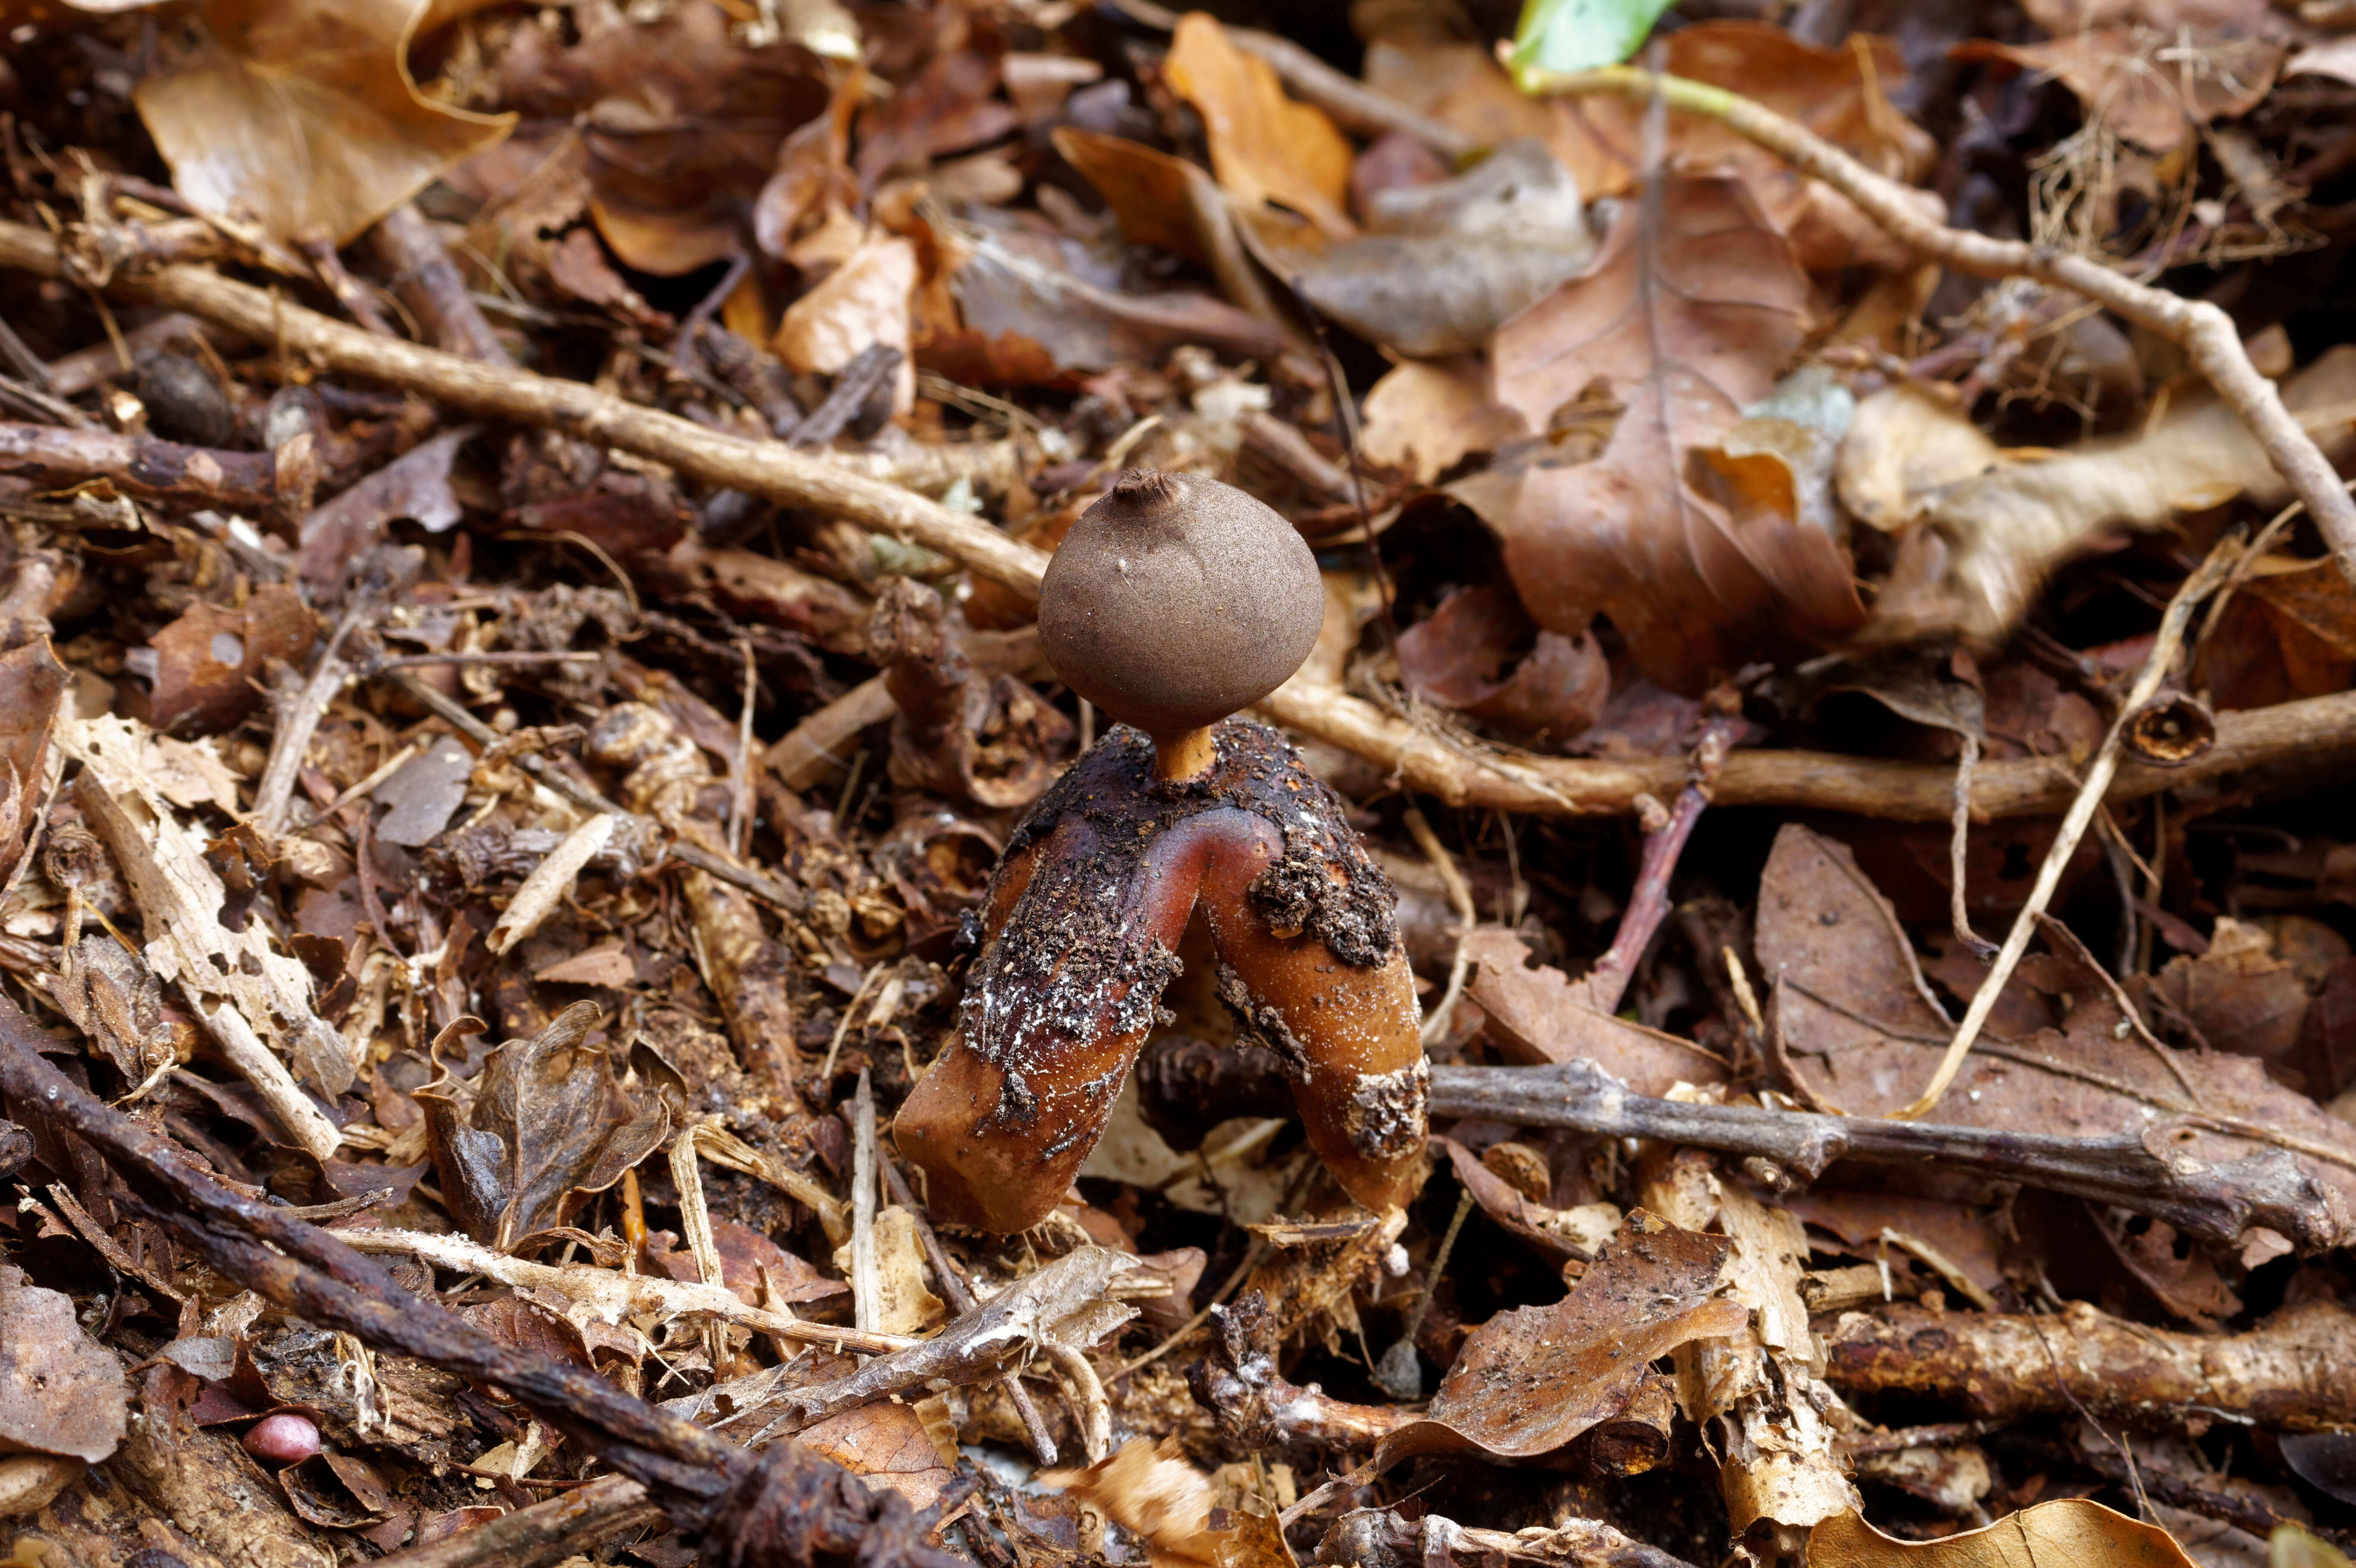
[1163,12,1353,239]
[136,0,513,244]
[1755,823,2356,1239]
[1838,380,2297,644]
[1052,127,1290,333]
[417,1000,681,1252]
[2202,554,2356,710]
[1395,585,1608,746]
[1043,1437,1218,1568]
[797,1400,955,1514]
[298,424,475,588]
[128,583,317,738]
[1464,927,1729,1095]
[0,1264,128,1462]
[1809,1499,2198,1568]
[1248,139,1598,358]
[2139,917,2313,1061]
[1360,358,1525,483]
[1955,30,2282,152]
[1492,176,1862,693]
[774,234,915,416]
[1371,1216,1745,1469]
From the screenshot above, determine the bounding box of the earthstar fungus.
[896,471,1431,1233]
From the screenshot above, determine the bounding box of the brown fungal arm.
[895,723,1430,1233]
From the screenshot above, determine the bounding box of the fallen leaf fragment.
[130,583,317,737]
[1371,1215,1744,1470]
[1809,1498,2198,1568]
[417,1000,678,1252]
[1360,358,1524,484]
[1258,139,1598,357]
[774,235,915,415]
[1042,1437,1218,1568]
[1163,12,1353,238]
[1954,30,2282,151]
[0,1263,127,1463]
[137,0,515,243]
[1463,927,1729,1095]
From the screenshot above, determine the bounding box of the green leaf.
[1507,0,1673,89]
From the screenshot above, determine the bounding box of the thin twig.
[1402,807,1473,1046]
[1894,537,2241,1119]
[848,1067,881,1338]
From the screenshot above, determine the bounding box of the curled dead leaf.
[136,0,514,244]
[1371,1215,1745,1470]
[1163,12,1353,239]
[417,1001,681,1252]
[1808,1499,2198,1568]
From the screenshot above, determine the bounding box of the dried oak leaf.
[0,1263,128,1461]
[417,1001,680,1252]
[1163,12,1354,239]
[136,0,514,244]
[1755,824,2356,1241]
[1463,927,1729,1096]
[1808,1499,2198,1568]
[1371,1216,1745,1470]
[1492,176,1862,694]
[130,582,317,737]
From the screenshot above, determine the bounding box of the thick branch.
[1427,1060,2341,1251]
[1532,64,2356,585]
[1822,1298,2356,1427]
[0,420,279,510]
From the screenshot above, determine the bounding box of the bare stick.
[370,1474,662,1568]
[1894,538,2240,1119]
[1426,1057,2339,1252]
[0,420,278,510]
[848,1067,881,1337]
[1528,63,2356,585]
[0,220,1050,597]
[9,219,2353,822]
[1402,807,1474,1046]
[1582,706,1741,1015]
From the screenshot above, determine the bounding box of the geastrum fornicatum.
[896,470,1430,1232]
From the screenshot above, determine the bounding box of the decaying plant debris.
[4,1,2356,1566]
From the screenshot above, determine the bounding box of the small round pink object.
[242,1413,321,1464]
